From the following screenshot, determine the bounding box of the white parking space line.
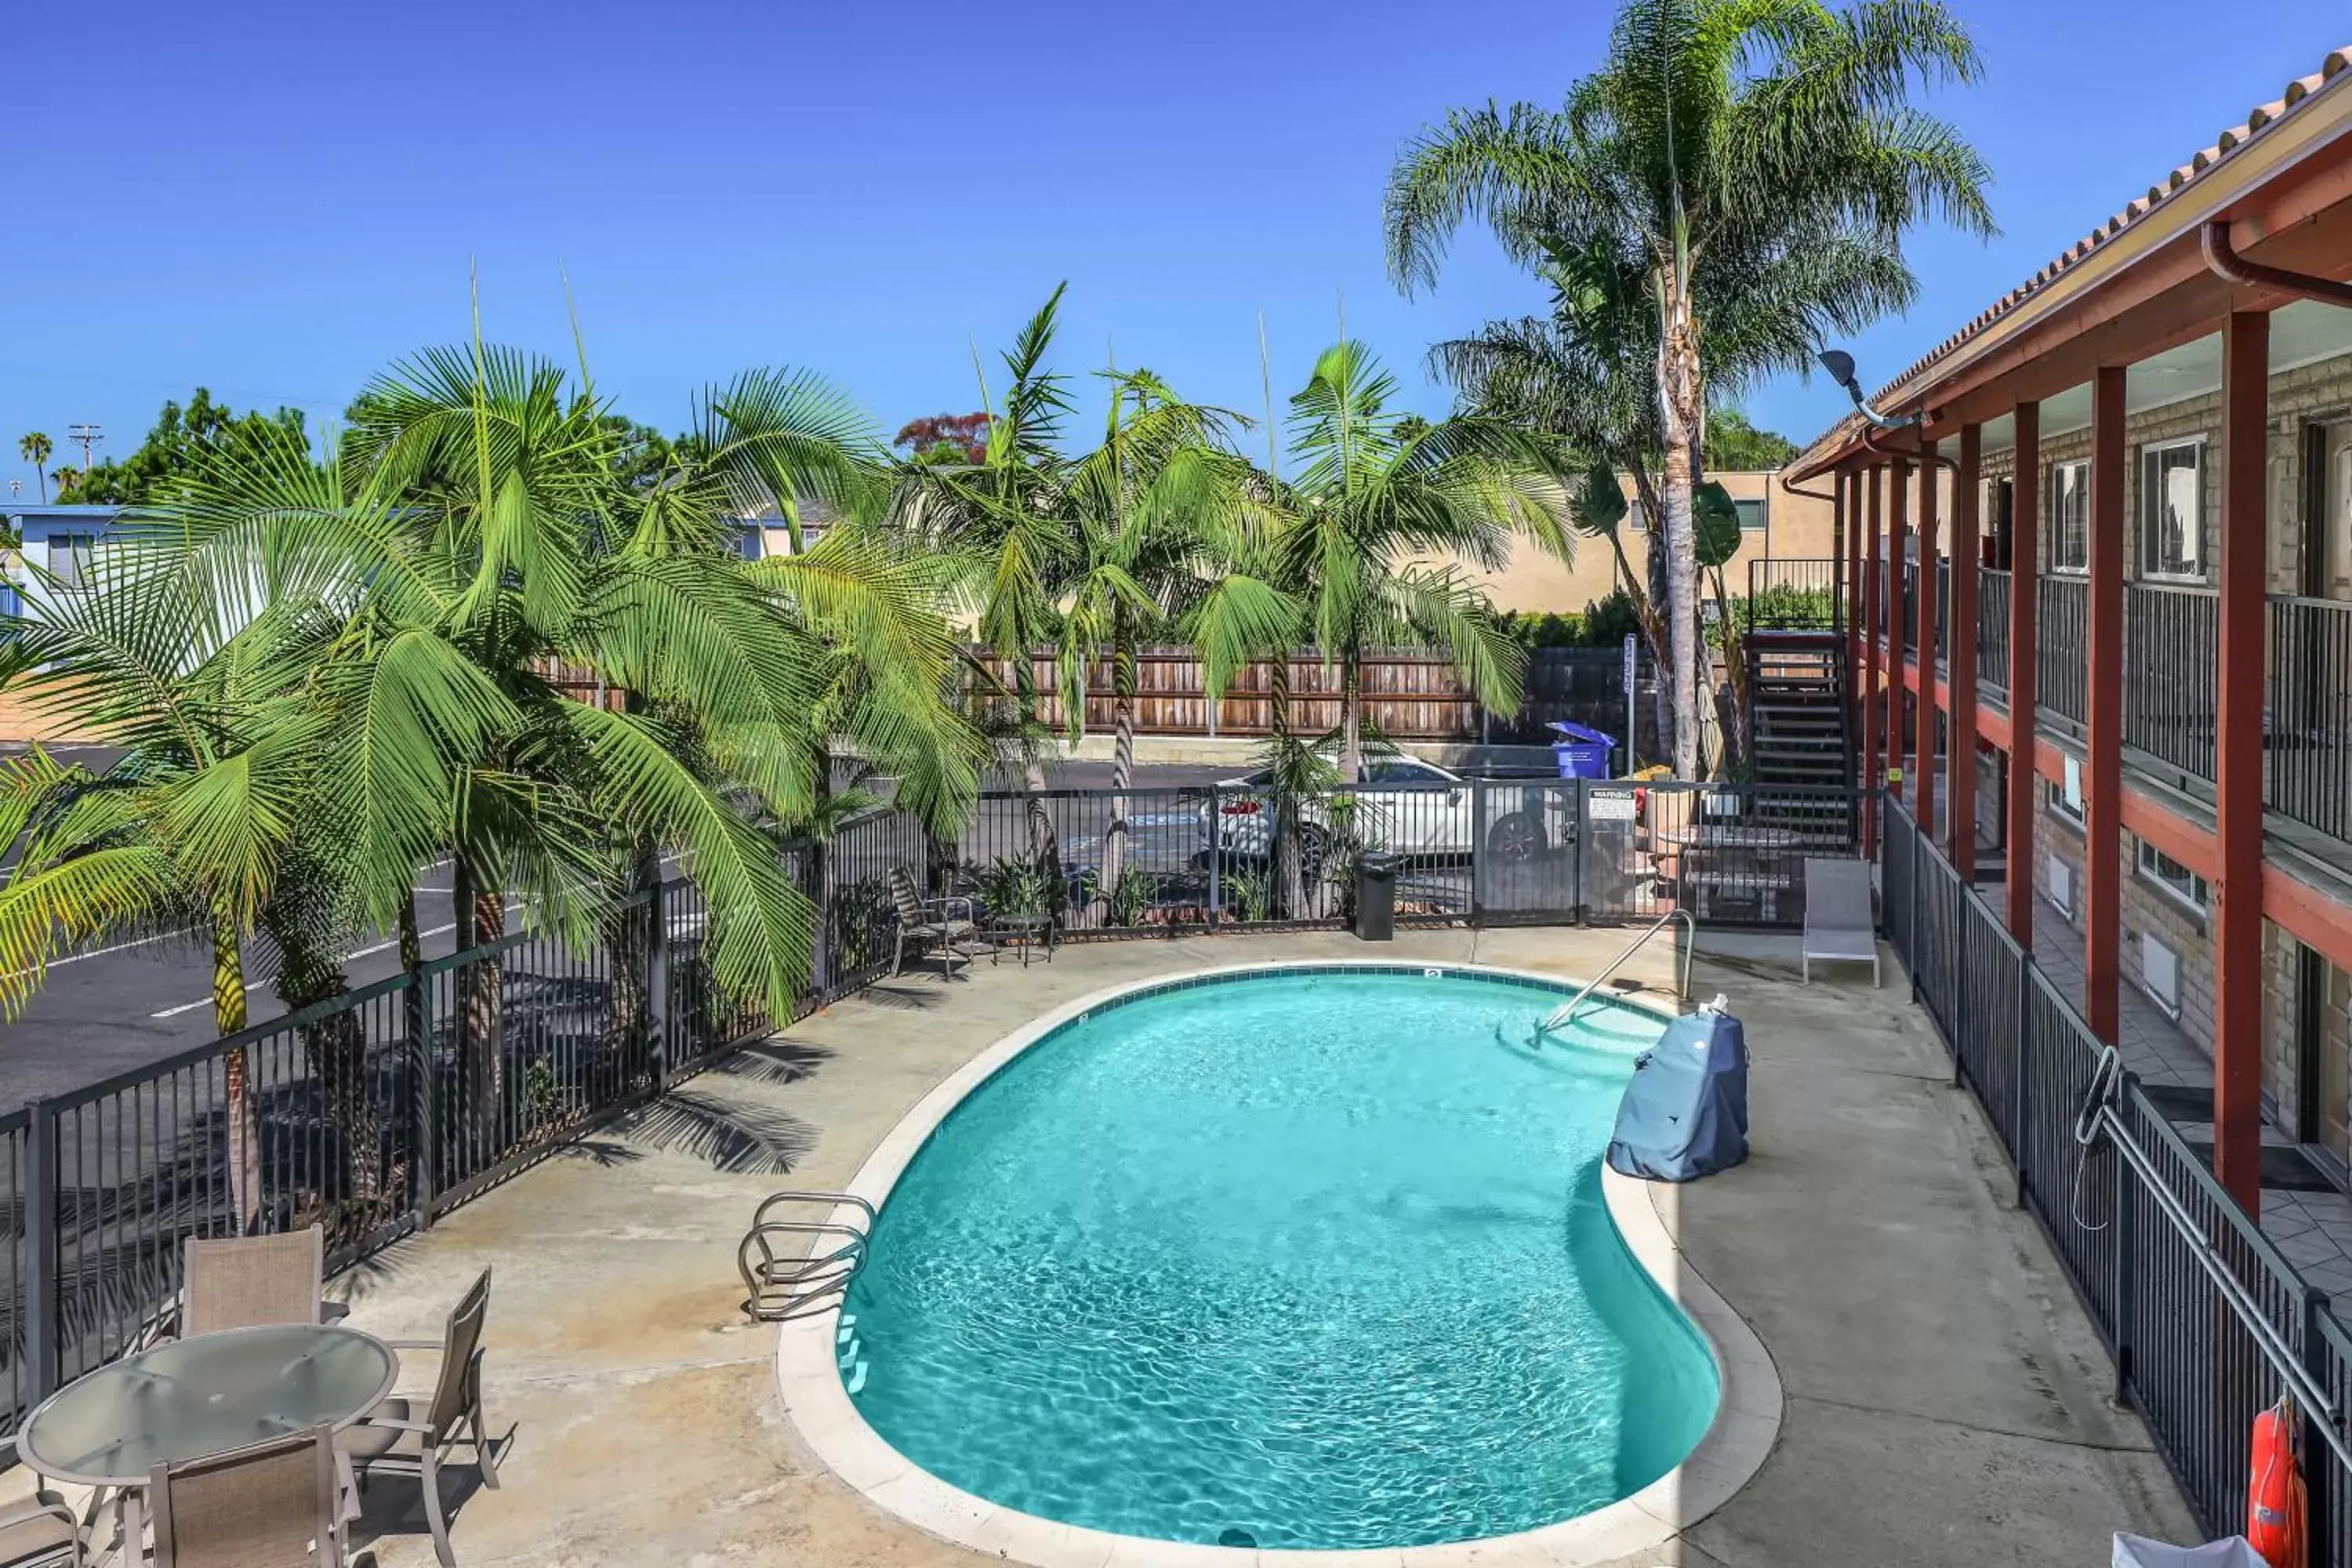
[147,896,521,1021]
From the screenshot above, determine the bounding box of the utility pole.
[66,424,101,475]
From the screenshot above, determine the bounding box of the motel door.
[2297,942,2352,1175]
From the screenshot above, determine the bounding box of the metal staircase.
[1744,630,1851,788]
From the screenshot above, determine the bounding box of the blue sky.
[2,2,2345,494]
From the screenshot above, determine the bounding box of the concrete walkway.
[291,926,2194,1566]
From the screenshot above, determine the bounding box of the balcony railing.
[1868,564,2352,847]
[2270,597,2352,840]
[2125,583,2220,782]
[2038,575,2089,727]
[1978,569,2011,696]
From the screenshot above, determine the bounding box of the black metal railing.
[1883,802,2352,1552]
[0,781,1878,1437]
[1744,557,1842,633]
[2270,596,2352,840]
[2125,583,2220,782]
[2038,575,2089,726]
[1934,558,1950,670]
[1901,562,1919,655]
[1979,568,2012,696]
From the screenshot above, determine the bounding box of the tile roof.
[1867,45,2352,409]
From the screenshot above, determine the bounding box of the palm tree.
[17,433,52,502]
[1272,341,1566,783]
[1385,0,1993,775]
[0,551,337,1231]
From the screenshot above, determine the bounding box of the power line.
[66,423,102,473]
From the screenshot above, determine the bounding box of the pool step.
[845,1357,869,1396]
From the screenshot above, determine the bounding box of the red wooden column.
[1889,458,1911,810]
[2085,366,2128,1046]
[2213,310,2270,1214]
[1842,472,1861,701]
[1950,426,1980,880]
[2006,404,2042,947]
[1862,466,1884,855]
[1915,440,1940,841]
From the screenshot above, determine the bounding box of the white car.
[1197,757,1568,867]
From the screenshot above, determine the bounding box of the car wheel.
[1486,811,1545,865]
[1297,824,1332,881]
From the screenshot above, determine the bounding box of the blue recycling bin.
[1546,720,1617,779]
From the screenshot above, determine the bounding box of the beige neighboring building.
[1428,468,1838,615]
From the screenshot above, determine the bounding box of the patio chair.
[887,867,978,978]
[0,1438,84,1567]
[149,1425,347,1568]
[337,1268,498,1568]
[183,1226,326,1337]
[1802,856,1880,985]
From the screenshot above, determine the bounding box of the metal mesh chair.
[148,1426,344,1568]
[887,867,978,977]
[183,1227,325,1337]
[338,1268,497,1568]
[0,1439,83,1568]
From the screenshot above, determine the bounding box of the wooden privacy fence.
[973,646,1657,750]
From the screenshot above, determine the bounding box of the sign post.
[1621,634,1637,774]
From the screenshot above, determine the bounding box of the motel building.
[1787,43,2352,1283]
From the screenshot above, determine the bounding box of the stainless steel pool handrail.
[1539,909,1694,1033]
[740,1190,878,1322]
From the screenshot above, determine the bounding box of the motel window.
[2138,440,2205,581]
[1734,497,1766,529]
[2049,462,2089,572]
[2136,839,2209,914]
[48,532,96,589]
[2047,757,2085,828]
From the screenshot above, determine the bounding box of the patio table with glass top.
[18,1323,398,1551]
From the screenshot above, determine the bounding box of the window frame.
[2048,460,2090,574]
[47,532,96,590]
[2046,758,2085,830]
[2136,437,2209,584]
[2134,837,2210,916]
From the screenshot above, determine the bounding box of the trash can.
[1356,851,1396,942]
[1546,720,1617,779]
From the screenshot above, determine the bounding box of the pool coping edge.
[771,957,1786,1568]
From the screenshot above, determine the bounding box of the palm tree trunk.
[1339,647,1363,784]
[274,954,382,1218]
[1013,655,1059,873]
[212,915,263,1235]
[1658,309,1705,779]
[467,889,505,1149]
[1102,608,1136,901]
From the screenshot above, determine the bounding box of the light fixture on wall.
[1817,349,1924,431]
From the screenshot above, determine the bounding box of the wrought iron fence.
[2038,575,2089,727]
[1743,557,1842,633]
[0,784,1871,1440]
[2270,596,2352,840]
[1882,802,2352,1552]
[1977,568,2012,697]
[2125,583,2220,782]
[0,808,935,1436]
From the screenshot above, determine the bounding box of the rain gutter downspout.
[2202,220,2352,307]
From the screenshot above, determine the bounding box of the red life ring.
[2249,1400,2307,1567]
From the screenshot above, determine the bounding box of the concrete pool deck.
[297,926,2193,1566]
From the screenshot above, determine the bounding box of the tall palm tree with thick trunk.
[1385,0,1993,775]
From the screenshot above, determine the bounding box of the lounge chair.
[1802,856,1880,985]
[887,868,979,978]
[0,1439,84,1567]
[150,1427,347,1568]
[338,1269,499,1568]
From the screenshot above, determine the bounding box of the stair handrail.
[1539,909,1694,1033]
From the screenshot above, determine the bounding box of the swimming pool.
[832,965,1722,1552]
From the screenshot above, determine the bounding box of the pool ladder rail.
[1538,909,1695,1034]
[739,1190,876,1324]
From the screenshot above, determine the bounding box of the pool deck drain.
[200,925,2198,1566]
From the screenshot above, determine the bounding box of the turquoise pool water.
[840,967,1720,1551]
